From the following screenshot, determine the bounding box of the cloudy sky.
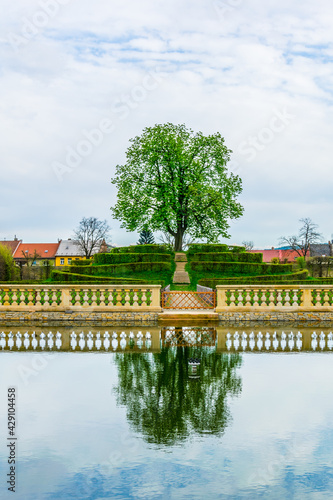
[1,0,333,248]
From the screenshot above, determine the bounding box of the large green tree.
[111,123,243,251]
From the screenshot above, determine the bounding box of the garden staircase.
[173,253,190,284]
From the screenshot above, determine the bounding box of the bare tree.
[280,218,322,258]
[242,240,254,251]
[73,217,111,258]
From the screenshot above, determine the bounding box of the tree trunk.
[174,230,184,252]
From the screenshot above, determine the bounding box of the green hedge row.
[188,252,263,263]
[199,271,308,287]
[73,259,92,266]
[93,252,171,265]
[187,244,246,255]
[69,262,172,276]
[110,244,171,254]
[51,271,161,284]
[190,261,292,275]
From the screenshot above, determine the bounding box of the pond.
[1,324,333,499]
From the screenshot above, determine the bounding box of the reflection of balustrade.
[0,285,161,312]
[216,286,333,311]
[0,328,160,352]
[1,327,333,352]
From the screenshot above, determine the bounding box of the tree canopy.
[111,123,243,251]
[137,227,155,245]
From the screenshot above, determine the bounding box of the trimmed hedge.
[51,270,163,285]
[72,259,92,266]
[189,261,292,275]
[68,262,171,276]
[110,244,171,254]
[199,271,309,287]
[94,252,171,265]
[188,252,263,263]
[187,244,246,255]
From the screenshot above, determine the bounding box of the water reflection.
[113,347,242,445]
[2,325,333,352]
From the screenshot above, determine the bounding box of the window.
[68,258,72,265]
[60,258,64,265]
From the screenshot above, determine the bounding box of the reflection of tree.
[113,347,242,446]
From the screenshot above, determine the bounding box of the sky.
[1,0,333,248]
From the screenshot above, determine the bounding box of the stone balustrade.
[0,285,161,312]
[215,285,333,311]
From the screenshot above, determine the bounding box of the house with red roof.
[0,239,22,256]
[249,248,300,263]
[13,242,61,266]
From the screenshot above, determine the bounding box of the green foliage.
[111,123,243,251]
[93,252,171,265]
[199,271,309,287]
[109,244,171,255]
[187,244,245,255]
[71,259,92,266]
[71,262,172,276]
[296,256,306,270]
[51,270,164,285]
[0,244,16,281]
[189,261,292,275]
[189,252,262,263]
[137,228,155,245]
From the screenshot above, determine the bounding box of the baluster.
[3,289,10,306]
[124,289,131,307]
[229,290,236,308]
[82,289,89,307]
[276,290,283,308]
[253,289,259,307]
[35,288,42,306]
[90,288,97,307]
[11,289,18,307]
[314,290,322,308]
[74,288,81,306]
[245,288,251,307]
[268,289,275,307]
[283,290,291,307]
[323,289,330,307]
[132,289,139,307]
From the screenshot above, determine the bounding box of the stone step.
[175,253,187,262]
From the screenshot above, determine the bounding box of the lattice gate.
[161,291,216,309]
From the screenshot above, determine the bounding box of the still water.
[1,324,333,499]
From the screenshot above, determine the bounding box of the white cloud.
[1,0,333,245]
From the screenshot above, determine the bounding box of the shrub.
[111,244,171,254]
[0,244,16,281]
[50,270,165,285]
[72,259,92,266]
[198,270,308,287]
[93,252,171,265]
[189,261,292,275]
[188,252,262,263]
[187,244,246,255]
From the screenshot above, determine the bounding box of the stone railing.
[0,285,161,312]
[216,285,333,311]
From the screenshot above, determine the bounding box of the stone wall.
[0,311,159,326]
[218,311,333,322]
